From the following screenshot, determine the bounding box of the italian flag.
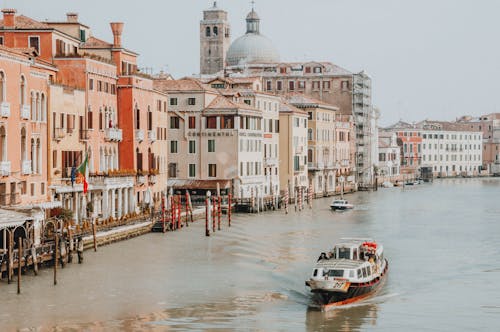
[76,153,89,194]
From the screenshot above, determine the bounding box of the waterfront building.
[198,4,377,187]
[385,120,483,177]
[457,114,500,174]
[278,101,308,197]
[377,131,401,180]
[0,42,57,230]
[288,94,353,197]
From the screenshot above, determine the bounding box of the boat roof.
[335,238,374,248]
[315,259,366,269]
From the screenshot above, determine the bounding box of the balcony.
[21,160,32,175]
[79,129,90,141]
[264,157,278,167]
[20,104,30,120]
[148,130,156,142]
[135,129,144,142]
[0,102,10,117]
[0,161,11,176]
[53,128,65,141]
[136,175,146,185]
[148,175,157,184]
[105,128,123,142]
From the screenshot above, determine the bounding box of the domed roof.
[226,9,280,67]
[226,33,280,66]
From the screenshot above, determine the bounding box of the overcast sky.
[4,0,500,125]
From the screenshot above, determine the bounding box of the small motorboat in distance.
[305,238,389,311]
[330,199,354,211]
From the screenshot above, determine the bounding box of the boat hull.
[309,260,389,311]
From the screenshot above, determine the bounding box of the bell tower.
[200,2,231,75]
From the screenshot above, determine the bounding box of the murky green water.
[1,178,499,331]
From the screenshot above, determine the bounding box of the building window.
[266,81,272,91]
[170,116,180,129]
[188,98,196,105]
[0,36,3,45]
[168,163,177,178]
[189,140,196,154]
[170,98,178,106]
[205,26,211,37]
[208,164,217,177]
[208,139,215,152]
[87,107,93,129]
[29,36,40,54]
[188,116,196,129]
[277,81,283,91]
[89,79,94,90]
[189,164,196,177]
[341,80,350,90]
[289,81,295,91]
[206,116,217,129]
[323,81,331,90]
[312,81,320,90]
[170,141,178,153]
[221,115,234,129]
[298,81,305,89]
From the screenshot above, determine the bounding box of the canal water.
[1,178,499,331]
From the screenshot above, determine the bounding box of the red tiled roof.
[81,36,112,49]
[154,78,207,92]
[0,15,51,29]
[279,100,307,115]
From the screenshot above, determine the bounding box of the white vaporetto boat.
[330,199,354,210]
[305,238,389,311]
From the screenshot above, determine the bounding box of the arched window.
[30,91,36,120]
[213,26,218,36]
[0,71,5,102]
[308,149,313,163]
[20,75,26,106]
[41,93,46,122]
[21,127,27,162]
[37,138,42,175]
[31,138,36,173]
[205,26,211,37]
[135,105,140,129]
[0,126,6,162]
[36,92,41,121]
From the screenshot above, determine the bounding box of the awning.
[167,179,231,190]
[0,208,32,229]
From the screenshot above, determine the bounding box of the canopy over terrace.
[0,208,33,250]
[167,179,231,196]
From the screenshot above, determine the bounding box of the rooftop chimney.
[110,22,124,48]
[2,9,17,28]
[66,12,78,23]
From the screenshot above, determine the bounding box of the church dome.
[226,9,280,66]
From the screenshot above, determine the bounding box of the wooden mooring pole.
[217,195,221,231]
[228,193,232,227]
[205,193,210,237]
[92,219,97,252]
[54,232,58,286]
[17,237,22,294]
[7,232,12,284]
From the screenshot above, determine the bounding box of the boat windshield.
[338,247,350,259]
[324,269,344,277]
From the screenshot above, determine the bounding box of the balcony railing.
[0,161,11,176]
[136,175,146,185]
[22,160,32,175]
[264,157,278,167]
[20,104,30,120]
[53,128,65,141]
[0,101,10,117]
[135,129,144,142]
[105,128,123,142]
[148,130,156,142]
[79,129,90,141]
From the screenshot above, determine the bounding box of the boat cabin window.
[362,267,368,278]
[313,269,318,277]
[367,266,371,276]
[353,248,358,260]
[349,270,354,278]
[357,269,362,278]
[324,269,344,277]
[338,247,350,259]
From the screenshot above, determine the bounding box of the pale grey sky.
[4,0,500,125]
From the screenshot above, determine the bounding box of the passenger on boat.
[317,252,328,262]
